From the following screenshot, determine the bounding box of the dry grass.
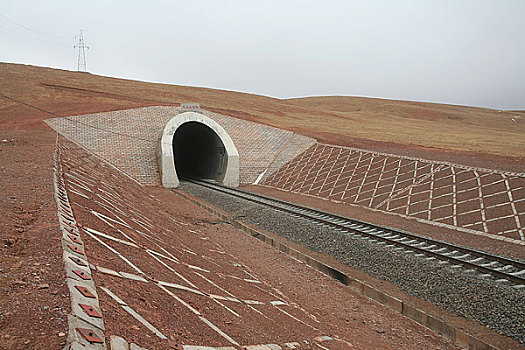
[1,62,523,158]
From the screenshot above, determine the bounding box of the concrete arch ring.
[158,111,239,188]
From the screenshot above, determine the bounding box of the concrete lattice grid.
[262,143,525,244]
[45,106,316,186]
[56,137,346,349]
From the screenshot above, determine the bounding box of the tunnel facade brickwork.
[45,106,315,186]
[262,143,525,244]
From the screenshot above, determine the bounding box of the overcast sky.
[1,0,524,109]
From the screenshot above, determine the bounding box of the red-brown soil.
[0,67,158,349]
[1,62,523,349]
[297,130,525,174]
[0,128,69,349]
[57,137,461,349]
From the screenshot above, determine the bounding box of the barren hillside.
[1,62,524,349]
[1,62,523,171]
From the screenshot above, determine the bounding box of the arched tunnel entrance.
[173,122,226,180]
[158,111,239,188]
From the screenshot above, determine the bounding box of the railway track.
[185,178,525,288]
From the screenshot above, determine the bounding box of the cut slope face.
[54,137,459,350]
[262,143,525,244]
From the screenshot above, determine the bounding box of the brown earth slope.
[0,62,523,348]
[1,63,524,171]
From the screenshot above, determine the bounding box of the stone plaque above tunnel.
[158,111,239,188]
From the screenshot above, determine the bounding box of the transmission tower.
[74,30,89,72]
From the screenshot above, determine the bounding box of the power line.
[0,91,61,117]
[0,14,70,47]
[0,91,173,146]
[74,30,89,72]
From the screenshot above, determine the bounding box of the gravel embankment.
[180,182,525,344]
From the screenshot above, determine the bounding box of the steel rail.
[184,179,525,287]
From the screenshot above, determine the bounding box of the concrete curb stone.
[54,137,107,349]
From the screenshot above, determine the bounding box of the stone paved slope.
[262,143,525,244]
[45,106,315,186]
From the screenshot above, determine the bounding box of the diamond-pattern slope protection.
[56,137,359,349]
[263,143,525,243]
[45,106,315,186]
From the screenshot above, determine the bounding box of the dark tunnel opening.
[172,122,227,181]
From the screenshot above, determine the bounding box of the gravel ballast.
[180,182,525,344]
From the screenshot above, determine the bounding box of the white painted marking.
[474,171,489,233]
[253,169,268,185]
[186,264,209,273]
[503,175,524,240]
[96,265,121,277]
[119,271,148,282]
[68,187,89,199]
[158,281,242,346]
[307,147,334,193]
[209,294,241,303]
[243,278,262,284]
[83,227,138,247]
[198,316,240,346]
[183,248,198,256]
[298,145,328,191]
[96,194,126,215]
[158,280,206,296]
[273,305,317,331]
[146,251,197,288]
[285,143,318,190]
[192,271,267,318]
[115,228,137,244]
[317,148,343,194]
[84,229,144,275]
[339,151,363,201]
[426,164,435,220]
[157,284,201,315]
[368,157,388,207]
[183,346,234,350]
[147,249,179,263]
[100,286,126,305]
[91,210,132,228]
[64,175,91,191]
[122,304,167,339]
[381,158,402,210]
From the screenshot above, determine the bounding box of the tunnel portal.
[173,122,226,180]
[158,111,239,188]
